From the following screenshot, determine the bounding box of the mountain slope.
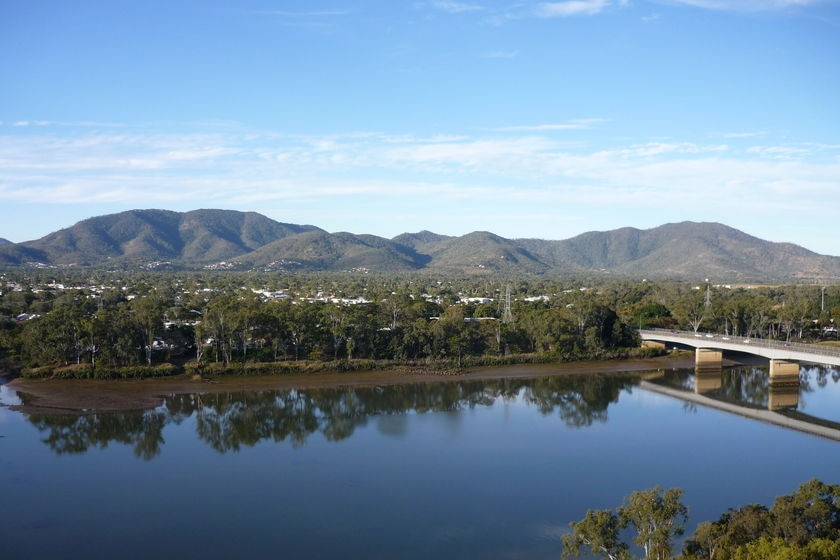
[526,222,840,280]
[422,231,550,273]
[235,230,428,271]
[0,209,319,266]
[1,212,838,281]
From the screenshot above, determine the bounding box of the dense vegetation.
[0,270,838,379]
[563,479,840,560]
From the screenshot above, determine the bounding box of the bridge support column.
[769,360,800,387]
[695,348,722,368]
[695,366,722,393]
[769,385,800,410]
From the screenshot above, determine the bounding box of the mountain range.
[1,209,838,282]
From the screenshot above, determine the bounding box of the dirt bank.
[2,354,704,415]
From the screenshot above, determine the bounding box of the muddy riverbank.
[1,354,714,415]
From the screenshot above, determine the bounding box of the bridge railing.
[639,328,840,361]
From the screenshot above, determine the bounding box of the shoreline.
[1,354,703,415]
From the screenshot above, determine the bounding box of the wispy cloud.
[256,10,350,17]
[431,1,484,13]
[663,0,826,12]
[535,0,614,17]
[1,124,838,251]
[492,119,606,131]
[4,119,126,128]
[721,131,767,138]
[480,50,519,59]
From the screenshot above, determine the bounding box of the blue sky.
[1,0,839,255]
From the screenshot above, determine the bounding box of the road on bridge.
[639,329,840,367]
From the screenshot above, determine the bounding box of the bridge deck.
[639,329,840,367]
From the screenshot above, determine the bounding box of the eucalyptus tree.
[96,304,144,367]
[19,305,85,367]
[743,293,776,338]
[432,304,466,363]
[682,478,840,559]
[777,287,819,341]
[201,293,241,364]
[130,295,165,365]
[672,287,708,333]
[562,486,687,560]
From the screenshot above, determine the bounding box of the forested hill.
[1,209,839,282]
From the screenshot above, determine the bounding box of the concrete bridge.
[640,329,840,440]
[639,328,840,384]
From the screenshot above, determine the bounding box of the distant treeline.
[0,271,838,378]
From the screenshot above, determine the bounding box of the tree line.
[0,272,837,377]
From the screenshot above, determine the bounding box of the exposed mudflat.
[2,355,704,415]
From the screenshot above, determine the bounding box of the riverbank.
[2,353,707,415]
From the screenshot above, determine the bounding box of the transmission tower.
[502,284,513,324]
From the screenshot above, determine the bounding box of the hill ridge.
[1,211,838,282]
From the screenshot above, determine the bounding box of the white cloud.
[1,124,838,253]
[536,0,613,17]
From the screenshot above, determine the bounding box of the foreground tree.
[562,508,629,560]
[619,487,688,560]
[729,537,840,560]
[563,486,687,560]
[682,478,840,560]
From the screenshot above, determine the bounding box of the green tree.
[562,508,629,560]
[730,537,840,560]
[563,486,687,560]
[620,487,688,560]
[769,478,840,545]
[130,296,164,365]
[672,288,707,333]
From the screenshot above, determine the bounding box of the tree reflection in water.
[26,374,640,459]
[28,410,167,460]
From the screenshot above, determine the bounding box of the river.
[1,363,839,559]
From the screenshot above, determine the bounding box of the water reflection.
[23,373,639,459]
[651,365,840,413]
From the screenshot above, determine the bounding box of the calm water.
[2,365,840,560]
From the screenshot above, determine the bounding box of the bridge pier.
[695,366,722,393]
[769,359,800,387]
[695,348,722,368]
[769,385,800,410]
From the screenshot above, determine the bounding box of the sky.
[1,0,839,255]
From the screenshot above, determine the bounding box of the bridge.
[639,329,840,441]
[639,328,840,383]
